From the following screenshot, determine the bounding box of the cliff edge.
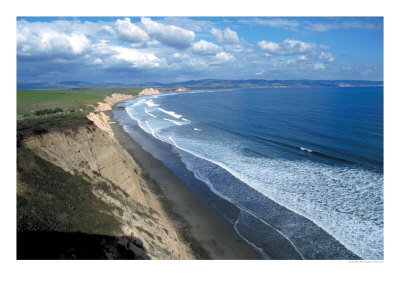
[17,91,194,259]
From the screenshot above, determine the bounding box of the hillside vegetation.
[16,87,193,259]
[17,87,142,118]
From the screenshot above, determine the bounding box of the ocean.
[114,87,383,260]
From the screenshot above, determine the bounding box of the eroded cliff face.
[23,109,193,259]
[138,88,160,96]
[94,93,134,112]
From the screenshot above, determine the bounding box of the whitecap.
[158,108,182,119]
[144,108,157,118]
[146,99,158,107]
[163,118,184,126]
[300,147,313,153]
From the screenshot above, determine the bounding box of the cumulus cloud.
[257,39,316,56]
[99,25,115,36]
[17,20,91,58]
[215,52,235,63]
[141,17,195,49]
[107,46,161,68]
[17,17,382,83]
[313,63,326,70]
[211,28,240,44]
[192,40,221,56]
[319,51,335,62]
[115,18,149,44]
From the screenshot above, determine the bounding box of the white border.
[3,1,399,299]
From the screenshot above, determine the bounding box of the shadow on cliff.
[17,231,150,260]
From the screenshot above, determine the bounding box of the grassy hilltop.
[17,87,142,119]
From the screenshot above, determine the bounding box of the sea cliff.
[17,91,193,259]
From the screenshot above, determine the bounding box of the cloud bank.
[16,17,383,83]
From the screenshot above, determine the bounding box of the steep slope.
[17,93,194,259]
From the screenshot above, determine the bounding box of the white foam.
[146,99,158,107]
[133,98,146,106]
[144,108,157,118]
[233,216,270,259]
[145,121,156,135]
[134,120,166,143]
[165,136,383,259]
[163,118,184,126]
[168,136,177,145]
[300,147,313,153]
[124,94,383,260]
[172,143,304,259]
[182,117,190,122]
[158,108,182,119]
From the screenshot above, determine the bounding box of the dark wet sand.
[107,108,264,260]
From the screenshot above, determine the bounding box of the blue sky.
[16,16,383,84]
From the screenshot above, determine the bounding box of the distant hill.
[18,79,383,90]
[145,79,383,89]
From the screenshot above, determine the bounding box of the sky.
[16,16,383,84]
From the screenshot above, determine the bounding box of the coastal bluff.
[138,88,160,96]
[18,92,193,260]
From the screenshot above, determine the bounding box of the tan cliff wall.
[94,93,134,112]
[138,88,160,96]
[23,93,193,259]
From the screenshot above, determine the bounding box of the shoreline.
[107,97,264,259]
[105,91,364,260]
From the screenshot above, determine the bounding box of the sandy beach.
[106,102,263,259]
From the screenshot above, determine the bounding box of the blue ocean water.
[121,87,383,260]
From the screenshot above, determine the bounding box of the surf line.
[167,135,304,258]
[210,182,305,259]
[234,206,305,259]
[233,218,269,259]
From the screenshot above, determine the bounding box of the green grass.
[17,111,93,144]
[17,87,143,118]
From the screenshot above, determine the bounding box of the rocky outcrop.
[95,93,133,112]
[176,87,187,92]
[138,88,160,96]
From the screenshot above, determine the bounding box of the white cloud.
[92,58,103,65]
[319,51,335,63]
[141,17,195,49]
[100,25,115,36]
[215,52,235,63]
[297,55,307,61]
[17,20,91,58]
[211,28,240,44]
[313,63,326,70]
[305,23,336,32]
[67,33,91,54]
[258,39,316,56]
[240,18,300,31]
[192,40,221,56]
[107,46,161,68]
[305,20,382,32]
[115,18,149,44]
